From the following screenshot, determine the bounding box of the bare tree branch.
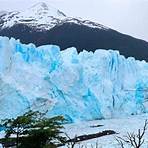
[116,119,148,148]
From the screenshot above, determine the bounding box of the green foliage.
[0,110,66,148]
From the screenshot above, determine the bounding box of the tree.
[116,119,148,148]
[0,110,66,148]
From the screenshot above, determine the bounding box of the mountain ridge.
[0,2,148,61]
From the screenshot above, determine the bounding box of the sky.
[0,0,148,41]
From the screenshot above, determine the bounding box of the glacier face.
[0,36,148,122]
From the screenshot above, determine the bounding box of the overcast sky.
[0,0,148,41]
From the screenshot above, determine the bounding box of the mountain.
[0,2,148,61]
[0,36,148,122]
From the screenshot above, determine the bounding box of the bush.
[0,110,66,148]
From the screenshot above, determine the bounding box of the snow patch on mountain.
[0,2,109,31]
[0,11,7,17]
[0,2,66,30]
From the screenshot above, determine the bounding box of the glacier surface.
[0,36,148,122]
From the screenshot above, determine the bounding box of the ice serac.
[0,36,148,122]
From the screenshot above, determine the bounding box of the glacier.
[0,36,148,122]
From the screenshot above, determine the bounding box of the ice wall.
[0,36,148,122]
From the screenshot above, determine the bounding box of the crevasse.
[0,36,148,122]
